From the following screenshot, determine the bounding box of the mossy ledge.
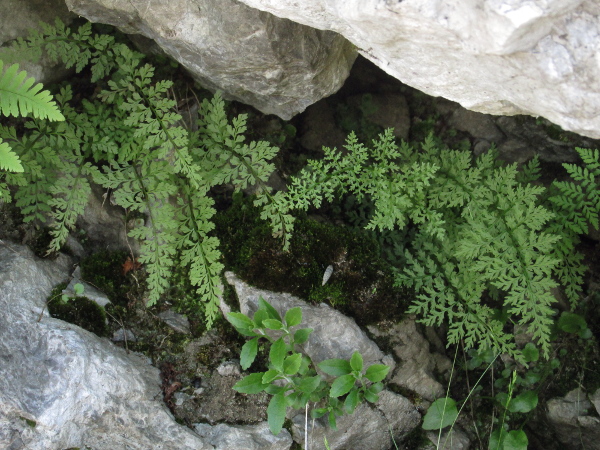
[214,193,411,325]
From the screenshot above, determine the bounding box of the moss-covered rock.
[48,284,109,337]
[214,193,410,325]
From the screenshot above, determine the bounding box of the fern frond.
[0,61,65,121]
[0,138,23,172]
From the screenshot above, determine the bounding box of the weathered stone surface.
[0,243,212,450]
[64,0,357,120]
[239,0,600,139]
[74,183,141,254]
[194,422,292,450]
[158,309,191,334]
[0,0,76,84]
[290,389,419,450]
[63,266,111,308]
[368,318,451,402]
[425,427,471,450]
[546,388,600,449]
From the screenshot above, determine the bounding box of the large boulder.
[238,0,600,139]
[0,244,212,449]
[64,0,356,120]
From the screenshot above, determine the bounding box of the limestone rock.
[369,317,451,402]
[62,266,111,308]
[238,0,600,139]
[64,0,357,120]
[158,309,191,334]
[425,427,471,450]
[546,388,600,449]
[291,389,419,450]
[0,243,212,450]
[0,0,76,84]
[194,422,292,450]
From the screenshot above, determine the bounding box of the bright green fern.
[268,130,593,361]
[0,19,284,327]
[0,59,65,189]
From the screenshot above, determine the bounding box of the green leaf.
[363,389,380,403]
[270,338,286,372]
[227,312,255,332]
[344,388,359,414]
[422,398,458,430]
[253,309,269,328]
[557,312,587,334]
[267,393,287,435]
[258,296,281,321]
[283,353,302,375]
[329,374,356,398]
[508,391,538,413]
[522,343,539,363]
[364,364,390,383]
[319,359,352,376]
[503,430,528,450]
[73,283,85,296]
[232,373,267,394]
[350,352,363,372]
[296,375,322,394]
[294,328,313,344]
[262,369,279,384]
[240,337,258,370]
[489,428,507,450]
[262,318,283,330]
[328,411,337,430]
[0,139,23,172]
[311,407,328,419]
[265,384,286,395]
[0,61,65,121]
[284,307,302,327]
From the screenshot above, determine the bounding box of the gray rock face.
[194,422,292,450]
[0,0,76,84]
[368,318,451,402]
[64,0,357,120]
[0,244,212,450]
[223,272,420,450]
[291,389,419,450]
[239,0,600,139]
[546,388,600,449]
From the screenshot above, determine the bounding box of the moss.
[47,284,109,337]
[214,194,410,325]
[79,250,138,307]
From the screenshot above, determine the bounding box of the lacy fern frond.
[0,139,23,173]
[0,61,65,121]
[273,130,589,360]
[1,19,283,327]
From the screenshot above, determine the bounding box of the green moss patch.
[47,284,108,337]
[214,194,409,325]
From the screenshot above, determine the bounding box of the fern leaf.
[0,61,65,121]
[0,138,23,172]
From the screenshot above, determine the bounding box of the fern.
[0,139,23,172]
[0,60,65,184]
[0,19,284,327]
[547,147,600,305]
[0,61,65,121]
[271,131,590,361]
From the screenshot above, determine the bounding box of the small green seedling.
[228,297,390,435]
